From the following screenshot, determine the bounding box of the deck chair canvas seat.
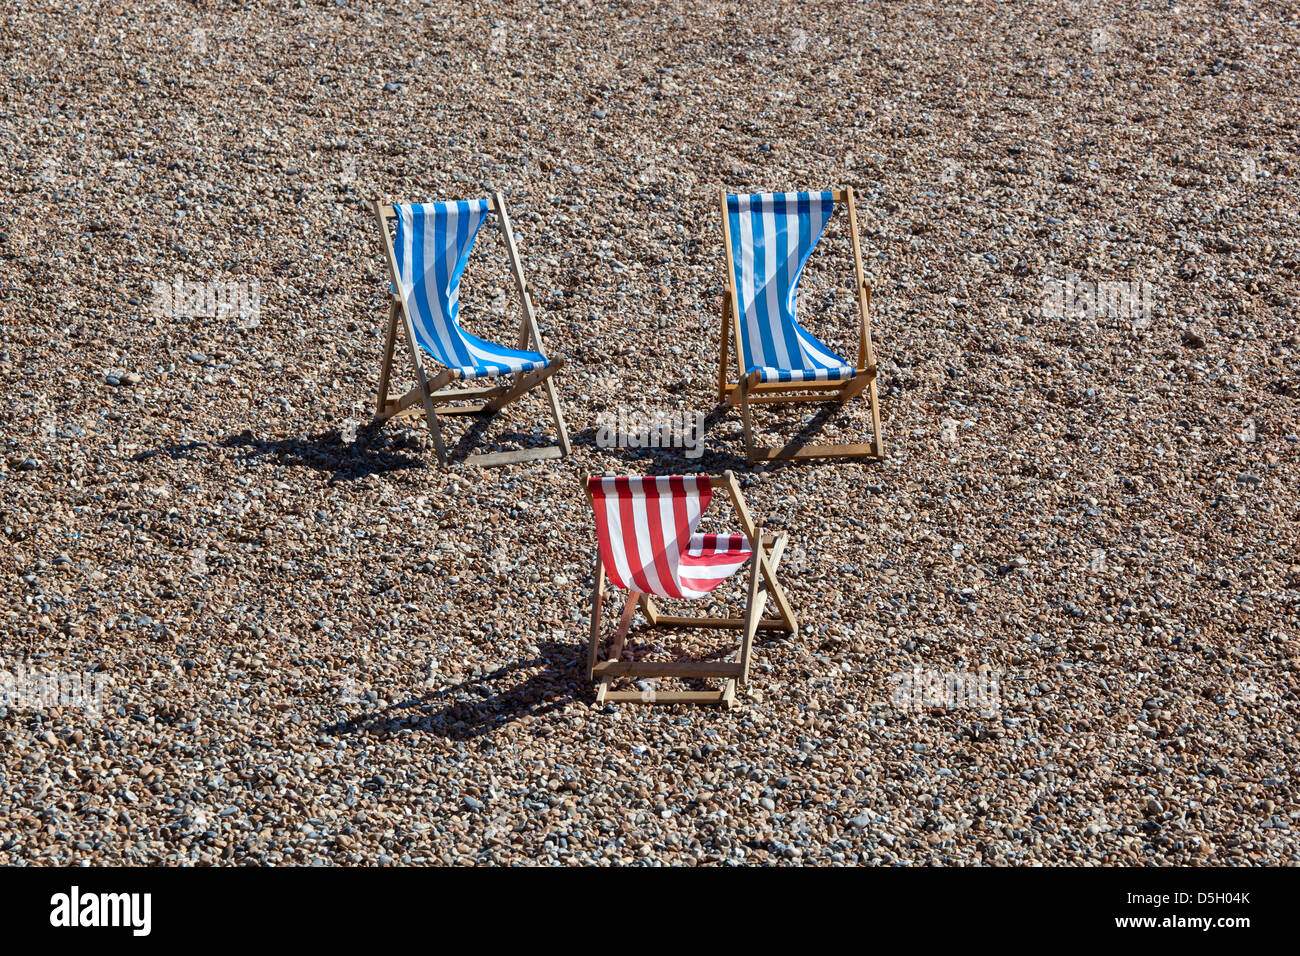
[583,473,797,707]
[718,188,885,462]
[371,193,571,467]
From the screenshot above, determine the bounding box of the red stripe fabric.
[588,476,751,600]
[614,477,655,595]
[643,478,674,598]
[679,533,753,594]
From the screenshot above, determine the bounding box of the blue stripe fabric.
[392,201,550,382]
[726,191,857,384]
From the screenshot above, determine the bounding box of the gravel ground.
[1,0,1297,865]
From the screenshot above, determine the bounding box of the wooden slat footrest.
[748,442,882,462]
[384,406,424,424]
[430,385,509,403]
[434,400,491,415]
[646,615,792,631]
[747,392,852,404]
[592,660,743,679]
[464,445,564,467]
[724,379,850,395]
[599,681,736,708]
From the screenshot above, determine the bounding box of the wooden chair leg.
[609,591,638,664]
[836,373,871,403]
[725,473,798,635]
[767,531,787,570]
[755,546,797,636]
[720,679,736,709]
[375,300,399,416]
[587,552,605,681]
[866,378,885,458]
[493,190,571,458]
[846,187,886,458]
[388,276,451,463]
[542,376,572,456]
[717,291,731,402]
[639,592,659,626]
[735,381,884,461]
[416,369,452,464]
[738,522,766,684]
[595,590,638,703]
[739,373,756,461]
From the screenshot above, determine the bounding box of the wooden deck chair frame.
[716,187,885,463]
[370,193,572,467]
[582,471,798,708]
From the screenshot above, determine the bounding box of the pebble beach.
[1,0,1297,865]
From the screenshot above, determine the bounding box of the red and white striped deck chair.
[582,473,797,707]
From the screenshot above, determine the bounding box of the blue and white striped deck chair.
[371,192,570,466]
[718,188,884,462]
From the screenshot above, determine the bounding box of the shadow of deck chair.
[717,188,885,463]
[370,194,571,467]
[582,473,797,707]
